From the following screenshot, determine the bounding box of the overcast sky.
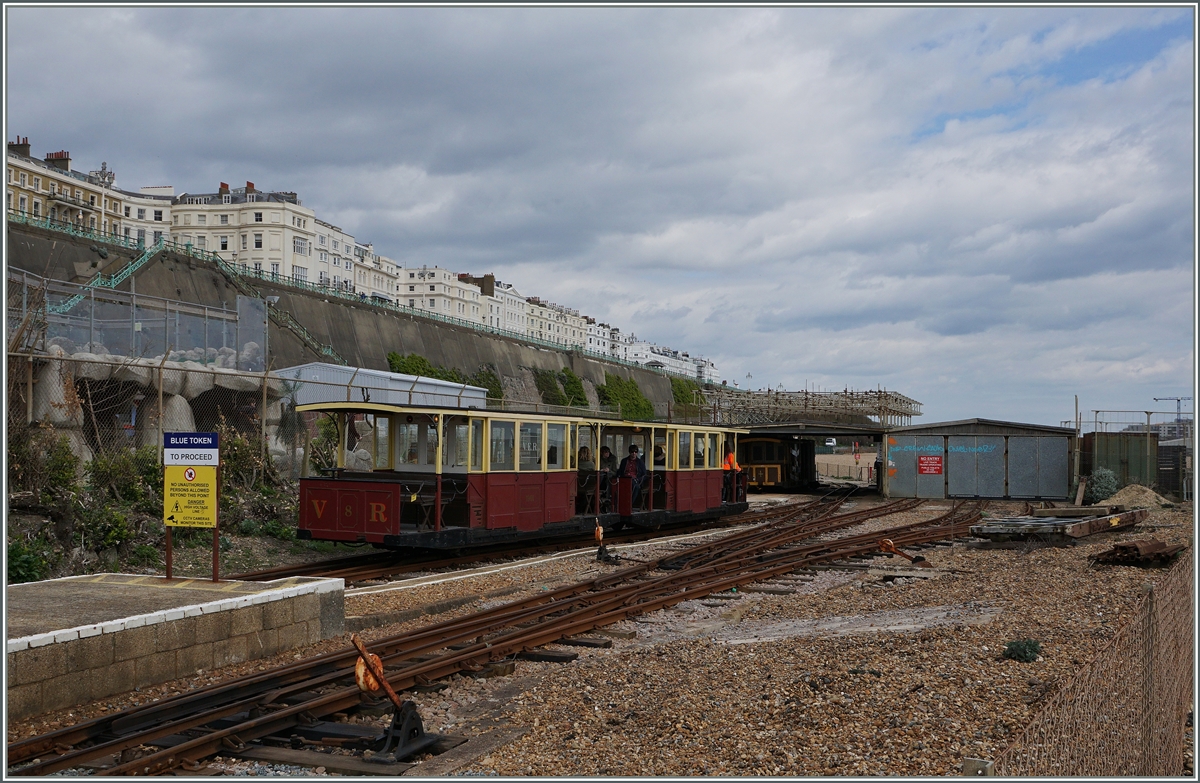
[6,6,1195,427]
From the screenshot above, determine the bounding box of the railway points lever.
[877,538,933,568]
[350,634,439,763]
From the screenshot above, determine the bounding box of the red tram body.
[295,402,748,550]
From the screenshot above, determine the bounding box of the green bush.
[237,518,262,536]
[7,539,47,584]
[86,445,159,505]
[262,518,296,542]
[130,544,161,568]
[7,423,80,502]
[1002,638,1042,663]
[1085,467,1120,505]
[386,351,465,384]
[467,366,504,399]
[596,373,654,421]
[532,369,568,406]
[559,368,588,407]
[79,505,133,550]
[670,377,705,406]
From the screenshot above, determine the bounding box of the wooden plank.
[1075,476,1088,505]
[1064,509,1146,538]
[558,636,613,648]
[740,586,796,595]
[229,745,414,775]
[516,648,578,663]
[403,727,529,777]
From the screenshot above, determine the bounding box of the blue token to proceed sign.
[164,432,219,466]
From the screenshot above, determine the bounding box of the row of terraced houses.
[6,137,719,383]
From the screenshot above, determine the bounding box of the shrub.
[386,351,465,384]
[86,445,159,505]
[130,544,161,568]
[532,369,567,406]
[559,368,588,407]
[596,373,654,420]
[79,505,133,550]
[467,366,504,399]
[670,377,705,406]
[1002,638,1042,663]
[1085,467,1120,505]
[7,423,80,501]
[7,539,47,584]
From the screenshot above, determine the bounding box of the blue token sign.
[164,432,220,466]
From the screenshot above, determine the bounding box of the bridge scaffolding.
[697,386,923,428]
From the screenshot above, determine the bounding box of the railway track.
[8,497,979,776]
[228,497,824,583]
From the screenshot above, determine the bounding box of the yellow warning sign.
[163,465,218,527]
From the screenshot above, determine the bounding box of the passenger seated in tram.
[653,445,666,467]
[617,444,648,506]
[598,446,617,477]
[578,446,595,472]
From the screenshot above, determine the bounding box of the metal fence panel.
[1008,436,1039,497]
[1038,437,1069,498]
[976,436,1006,497]
[915,436,945,498]
[947,436,976,497]
[887,435,916,497]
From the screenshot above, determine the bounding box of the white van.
[825,438,837,447]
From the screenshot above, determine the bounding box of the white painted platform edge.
[6,577,342,654]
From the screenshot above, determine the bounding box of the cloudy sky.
[6,6,1195,427]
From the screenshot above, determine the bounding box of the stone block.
[261,600,293,630]
[246,628,278,660]
[7,643,66,686]
[193,611,231,645]
[42,673,93,713]
[306,619,323,645]
[93,659,136,699]
[135,652,177,688]
[212,635,249,669]
[319,591,346,638]
[155,619,196,652]
[66,633,115,673]
[176,642,214,676]
[7,682,42,721]
[276,623,308,652]
[292,592,320,622]
[112,625,157,662]
[229,606,263,636]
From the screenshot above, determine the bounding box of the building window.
[137,228,146,243]
[319,234,326,245]
[49,183,56,195]
[89,195,96,206]
[32,200,40,217]
[409,272,415,278]
[124,205,130,217]
[293,266,307,281]
[222,194,231,204]
[254,212,263,222]
[197,214,206,225]
[334,258,340,267]
[241,234,247,250]
[154,210,163,221]
[195,235,206,249]
[254,233,262,249]
[19,173,26,187]
[293,237,308,255]
[18,195,27,213]
[409,299,416,307]
[153,230,163,243]
[32,177,40,191]
[220,214,229,225]
[430,299,436,308]
[219,236,228,250]
[247,193,257,203]
[270,262,279,276]
[408,285,415,292]
[137,208,146,220]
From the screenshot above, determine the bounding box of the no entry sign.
[918,455,943,475]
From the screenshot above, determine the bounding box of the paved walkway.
[6,574,314,639]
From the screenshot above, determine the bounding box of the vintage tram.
[295,401,749,549]
[737,435,819,492]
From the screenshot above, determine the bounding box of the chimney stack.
[44,150,72,171]
[245,181,255,192]
[7,136,30,157]
[218,182,230,195]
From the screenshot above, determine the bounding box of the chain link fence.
[994,547,1194,776]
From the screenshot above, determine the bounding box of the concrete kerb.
[5,576,344,654]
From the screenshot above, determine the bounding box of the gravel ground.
[9,495,1192,777]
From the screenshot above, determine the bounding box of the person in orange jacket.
[722,442,740,501]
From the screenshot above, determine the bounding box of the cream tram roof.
[278,362,489,409]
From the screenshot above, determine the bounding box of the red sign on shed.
[918,455,943,475]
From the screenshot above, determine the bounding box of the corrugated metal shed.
[276,362,488,409]
[885,419,1073,500]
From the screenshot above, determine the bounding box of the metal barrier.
[816,460,874,483]
[994,547,1194,776]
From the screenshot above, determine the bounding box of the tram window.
[490,421,515,470]
[547,423,566,470]
[654,432,667,468]
[667,431,677,470]
[519,422,543,471]
[396,423,419,465]
[374,417,390,469]
[578,426,595,464]
[694,434,705,469]
[452,423,470,467]
[569,424,578,469]
[752,444,763,462]
[709,434,719,468]
[678,432,691,469]
[470,419,483,470]
[425,424,439,465]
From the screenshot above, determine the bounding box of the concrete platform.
[6,574,346,720]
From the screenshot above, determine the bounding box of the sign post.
[163,432,221,581]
